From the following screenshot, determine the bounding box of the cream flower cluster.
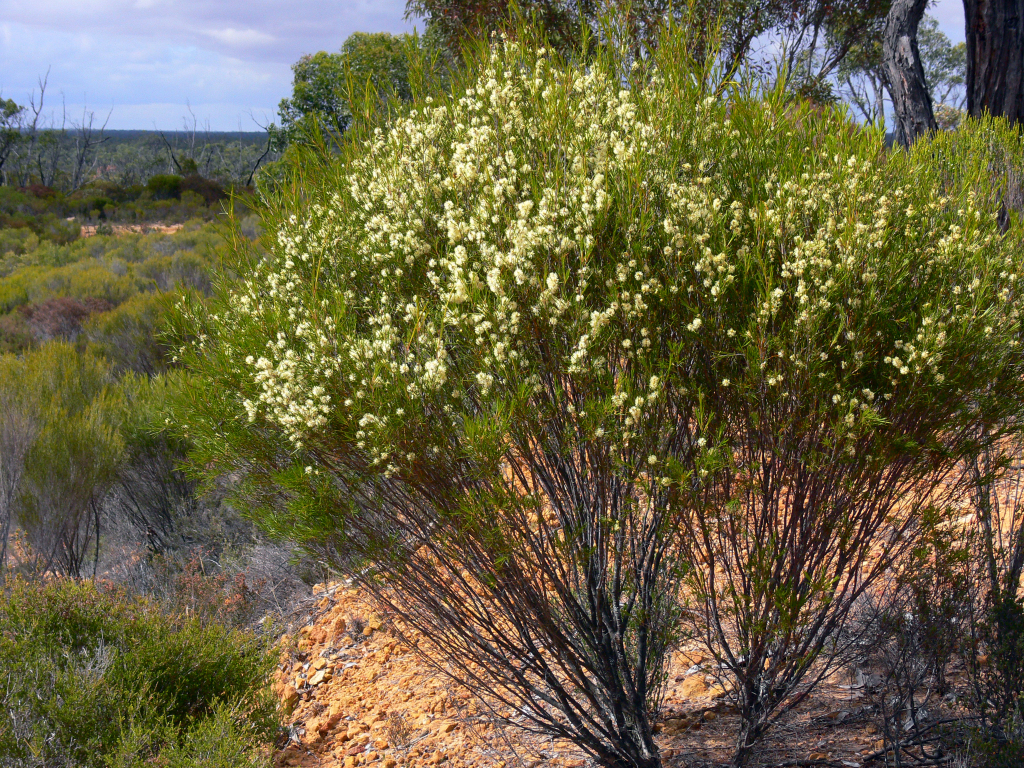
[231,44,665,458]
[660,135,1019,435]
[213,38,1019,475]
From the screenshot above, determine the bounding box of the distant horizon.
[99,128,270,134]
[0,0,416,131]
[0,0,967,131]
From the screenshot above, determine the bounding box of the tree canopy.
[276,32,420,142]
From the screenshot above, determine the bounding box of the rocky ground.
[271,582,968,768]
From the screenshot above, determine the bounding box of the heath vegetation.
[166,15,1024,768]
[2,4,1024,768]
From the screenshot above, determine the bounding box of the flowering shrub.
[172,25,1024,768]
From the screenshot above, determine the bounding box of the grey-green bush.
[0,577,277,768]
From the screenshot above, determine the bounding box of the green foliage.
[0,577,276,768]
[171,20,1024,765]
[277,51,348,138]
[109,702,273,768]
[276,32,422,143]
[2,123,277,194]
[0,180,234,253]
[0,97,23,182]
[180,174,226,205]
[0,226,41,258]
[85,292,175,375]
[409,0,888,93]
[0,219,244,581]
[2,344,123,577]
[147,174,183,200]
[0,216,225,574]
[919,15,967,108]
[0,222,221,354]
[0,186,82,245]
[921,112,1024,228]
[0,263,135,314]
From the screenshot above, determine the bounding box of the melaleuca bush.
[233,46,670,472]
[218,49,1021,481]
[173,28,1024,768]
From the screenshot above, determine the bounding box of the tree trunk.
[883,0,937,146]
[964,0,1024,123]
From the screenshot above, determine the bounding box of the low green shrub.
[180,174,226,205]
[108,702,273,768]
[85,292,174,374]
[146,175,183,201]
[0,577,277,768]
[973,733,1024,768]
[0,223,220,321]
[0,227,41,259]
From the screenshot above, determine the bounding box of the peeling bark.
[883,0,937,146]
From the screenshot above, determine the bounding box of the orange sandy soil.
[79,223,184,237]
[271,583,961,768]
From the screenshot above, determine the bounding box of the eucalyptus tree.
[964,0,1024,123]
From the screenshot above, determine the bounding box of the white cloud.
[0,0,416,62]
[0,0,414,128]
[204,27,276,47]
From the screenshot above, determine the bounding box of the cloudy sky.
[0,0,966,131]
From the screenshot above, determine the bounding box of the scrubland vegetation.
[0,578,277,768]
[0,203,308,768]
[164,18,1024,768]
[2,5,1024,768]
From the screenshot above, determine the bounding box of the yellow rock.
[309,669,330,686]
[279,685,299,715]
[679,675,709,699]
[662,718,689,734]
